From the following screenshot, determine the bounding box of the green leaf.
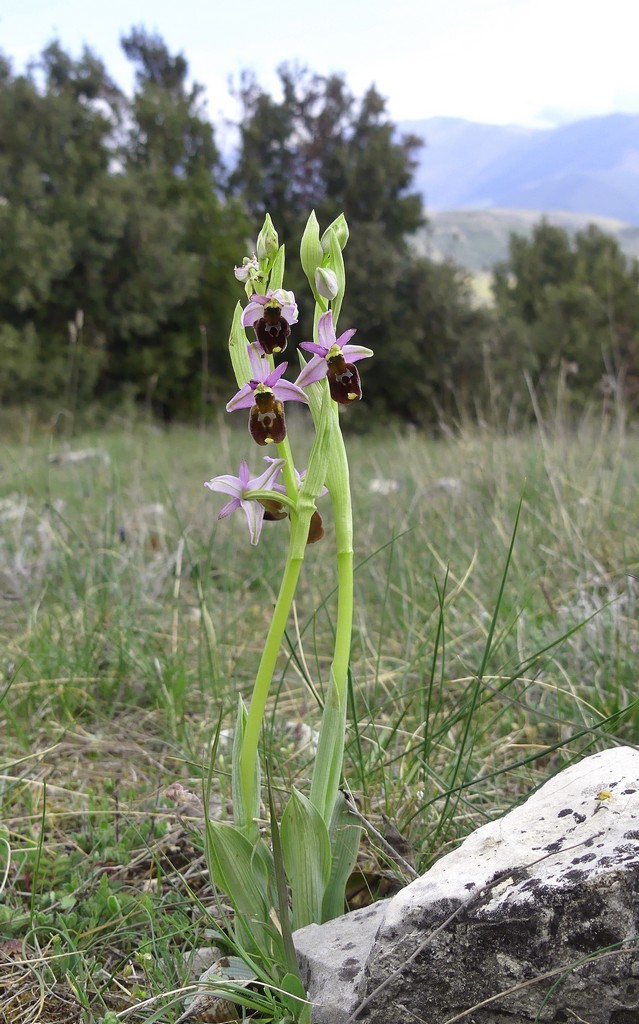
[280,788,331,930]
[290,385,332,560]
[228,301,252,388]
[327,228,346,327]
[205,819,272,953]
[232,697,260,840]
[309,670,346,823]
[321,791,361,922]
[256,213,279,262]
[269,244,286,291]
[278,972,309,1015]
[321,213,349,253]
[267,766,300,977]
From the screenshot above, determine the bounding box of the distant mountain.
[400,114,639,226]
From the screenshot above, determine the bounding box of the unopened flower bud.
[256,214,279,261]
[314,267,338,300]
[321,213,349,253]
[300,210,323,284]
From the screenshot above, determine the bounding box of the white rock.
[296,747,639,1024]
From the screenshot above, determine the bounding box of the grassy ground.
[1,412,638,1022]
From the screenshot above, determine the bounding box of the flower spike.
[296,310,373,404]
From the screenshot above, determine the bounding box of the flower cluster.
[205,216,373,543]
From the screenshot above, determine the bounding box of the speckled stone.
[295,747,639,1024]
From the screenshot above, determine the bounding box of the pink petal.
[239,460,251,486]
[240,499,266,545]
[249,457,286,492]
[218,497,241,519]
[226,383,256,411]
[247,342,268,379]
[317,310,336,349]
[265,361,289,386]
[336,328,357,349]
[281,301,299,325]
[242,296,267,326]
[204,475,242,499]
[342,343,373,363]
[295,356,328,389]
[300,341,327,357]
[273,380,309,404]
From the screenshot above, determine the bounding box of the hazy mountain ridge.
[401,114,639,225]
[412,208,639,276]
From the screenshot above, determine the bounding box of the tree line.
[1,30,638,427]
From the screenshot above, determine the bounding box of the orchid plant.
[203,212,372,1018]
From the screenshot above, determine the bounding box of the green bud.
[256,214,279,261]
[314,266,338,300]
[300,211,323,289]
[321,213,349,253]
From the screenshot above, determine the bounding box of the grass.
[0,410,638,1022]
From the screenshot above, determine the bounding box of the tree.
[0,44,124,405]
[492,221,639,415]
[107,29,249,416]
[230,66,424,250]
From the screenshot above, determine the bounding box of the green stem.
[239,549,304,818]
[238,449,317,825]
[328,407,354,706]
[333,549,354,701]
[277,433,299,506]
[309,405,354,822]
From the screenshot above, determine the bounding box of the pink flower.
[242,289,299,355]
[295,311,373,404]
[204,457,285,545]
[226,344,307,446]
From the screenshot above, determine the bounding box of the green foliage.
[280,789,332,931]
[0,34,248,420]
[492,220,639,418]
[231,66,424,246]
[342,239,491,425]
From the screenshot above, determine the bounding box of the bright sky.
[2,0,638,129]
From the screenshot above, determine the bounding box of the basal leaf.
[321,790,362,922]
[280,788,331,930]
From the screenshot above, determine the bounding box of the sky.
[2,0,638,130]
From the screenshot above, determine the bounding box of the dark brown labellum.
[254,312,291,355]
[249,391,286,445]
[306,509,325,544]
[260,498,288,521]
[327,353,362,404]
